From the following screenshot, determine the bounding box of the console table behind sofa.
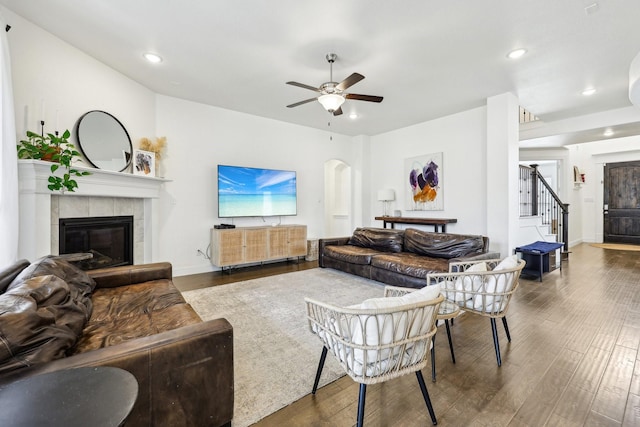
[375,216,457,232]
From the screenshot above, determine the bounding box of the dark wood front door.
[603,161,640,244]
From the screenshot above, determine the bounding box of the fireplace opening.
[59,216,133,270]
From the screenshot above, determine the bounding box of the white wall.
[5,8,367,276]
[521,137,640,246]
[534,162,559,192]
[155,95,362,276]
[8,5,640,275]
[368,107,488,236]
[567,136,640,243]
[486,93,520,256]
[519,147,583,246]
[5,8,155,148]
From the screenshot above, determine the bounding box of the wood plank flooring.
[173,259,318,292]
[174,244,640,426]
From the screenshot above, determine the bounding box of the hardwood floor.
[175,244,640,426]
[173,259,318,292]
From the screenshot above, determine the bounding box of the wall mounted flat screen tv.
[218,165,297,218]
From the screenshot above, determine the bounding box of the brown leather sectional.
[0,256,233,427]
[319,227,499,288]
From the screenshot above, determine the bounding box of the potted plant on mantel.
[17,129,91,192]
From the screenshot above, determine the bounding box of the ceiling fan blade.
[336,73,365,91]
[286,97,318,108]
[286,81,320,92]
[333,106,343,116]
[345,93,384,103]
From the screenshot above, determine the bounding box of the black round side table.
[0,366,138,427]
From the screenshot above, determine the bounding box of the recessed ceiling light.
[582,88,596,96]
[507,48,527,59]
[143,52,163,63]
[603,128,614,137]
[349,113,358,119]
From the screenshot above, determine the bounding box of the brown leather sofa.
[319,227,499,288]
[0,256,233,427]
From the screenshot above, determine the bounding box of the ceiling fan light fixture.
[318,94,345,112]
[286,53,382,114]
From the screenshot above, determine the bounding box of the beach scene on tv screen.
[218,165,297,217]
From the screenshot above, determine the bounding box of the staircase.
[519,164,569,255]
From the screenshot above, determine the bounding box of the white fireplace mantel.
[18,160,169,198]
[18,160,169,262]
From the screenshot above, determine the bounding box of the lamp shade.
[377,189,395,201]
[318,94,345,112]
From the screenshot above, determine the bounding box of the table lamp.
[377,189,395,217]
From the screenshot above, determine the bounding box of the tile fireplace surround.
[18,160,168,263]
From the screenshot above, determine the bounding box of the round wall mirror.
[76,110,132,172]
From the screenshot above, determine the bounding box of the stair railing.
[519,164,569,252]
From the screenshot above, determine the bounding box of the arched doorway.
[324,159,352,237]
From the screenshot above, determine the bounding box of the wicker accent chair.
[426,255,526,366]
[305,285,443,427]
[385,285,458,382]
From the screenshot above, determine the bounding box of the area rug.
[590,243,640,251]
[181,268,385,427]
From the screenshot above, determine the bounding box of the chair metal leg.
[356,384,367,427]
[416,371,438,425]
[444,319,456,364]
[502,317,511,342]
[490,318,502,366]
[312,346,328,394]
[431,320,437,381]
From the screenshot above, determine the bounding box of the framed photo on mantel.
[133,149,155,177]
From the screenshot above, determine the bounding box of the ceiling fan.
[286,53,383,116]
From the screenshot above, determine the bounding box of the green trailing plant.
[17,129,91,192]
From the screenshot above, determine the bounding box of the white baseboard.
[174,264,217,277]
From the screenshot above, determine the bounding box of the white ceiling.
[2,0,640,140]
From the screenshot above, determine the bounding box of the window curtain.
[0,19,18,267]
